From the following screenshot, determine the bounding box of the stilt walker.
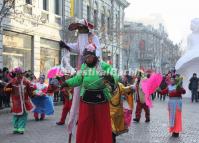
[61,44,118,143]
[59,19,102,136]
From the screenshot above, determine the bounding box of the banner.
[70,0,74,17]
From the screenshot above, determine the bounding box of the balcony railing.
[55,15,61,25]
[137,52,153,61]
[41,11,49,23]
[23,4,32,15]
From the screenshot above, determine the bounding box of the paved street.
[0,98,199,143]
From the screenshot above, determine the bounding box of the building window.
[107,17,110,34]
[3,31,32,70]
[43,0,48,11]
[94,9,98,29]
[116,54,119,69]
[40,39,60,75]
[139,40,145,50]
[70,54,78,68]
[87,6,90,21]
[74,0,82,18]
[115,14,119,31]
[54,0,61,15]
[101,13,105,27]
[26,0,32,4]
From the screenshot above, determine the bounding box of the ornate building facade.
[0,0,129,76]
[0,0,64,76]
[64,0,129,71]
[123,22,181,73]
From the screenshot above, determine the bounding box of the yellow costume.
[110,82,134,135]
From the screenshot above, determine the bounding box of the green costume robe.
[65,61,118,100]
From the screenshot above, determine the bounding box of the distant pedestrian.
[3,67,11,107]
[198,80,199,100]
[0,70,7,109]
[189,73,199,102]
[159,76,168,101]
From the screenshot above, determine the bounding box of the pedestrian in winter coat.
[189,73,199,102]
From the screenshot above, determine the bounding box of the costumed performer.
[109,81,134,143]
[61,44,118,143]
[4,67,35,134]
[32,74,54,121]
[158,76,185,137]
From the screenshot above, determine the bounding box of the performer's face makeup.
[39,78,44,84]
[85,55,95,64]
[88,35,93,43]
[78,25,89,33]
[171,78,176,85]
[16,73,23,81]
[64,75,70,80]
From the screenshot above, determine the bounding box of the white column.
[119,47,123,72]
[33,35,41,78]
[0,29,3,68]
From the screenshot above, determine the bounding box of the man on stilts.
[61,44,118,143]
[59,19,102,136]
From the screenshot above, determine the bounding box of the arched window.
[94,1,98,29]
[107,10,111,34]
[101,6,106,27]
[86,0,91,21]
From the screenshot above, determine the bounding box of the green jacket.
[65,61,119,100]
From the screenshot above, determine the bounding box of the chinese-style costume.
[61,45,117,143]
[32,75,54,121]
[110,82,134,143]
[133,73,150,123]
[4,67,35,134]
[56,75,74,125]
[59,19,102,135]
[160,78,185,137]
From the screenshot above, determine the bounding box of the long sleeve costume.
[56,77,73,124]
[5,77,35,132]
[64,61,118,143]
[65,33,102,134]
[134,82,150,121]
[160,85,185,134]
[31,82,54,120]
[110,82,134,136]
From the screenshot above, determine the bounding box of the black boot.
[145,119,150,123]
[112,132,116,143]
[172,132,179,137]
[133,118,140,123]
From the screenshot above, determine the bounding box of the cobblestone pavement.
[0,98,199,143]
[117,98,199,143]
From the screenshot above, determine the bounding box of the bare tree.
[0,0,15,28]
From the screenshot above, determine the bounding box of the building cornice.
[116,0,130,8]
[3,25,61,41]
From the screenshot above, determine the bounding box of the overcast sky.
[125,0,199,46]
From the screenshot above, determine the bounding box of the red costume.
[4,67,35,134]
[134,81,150,122]
[160,84,185,137]
[6,77,35,115]
[57,88,73,124]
